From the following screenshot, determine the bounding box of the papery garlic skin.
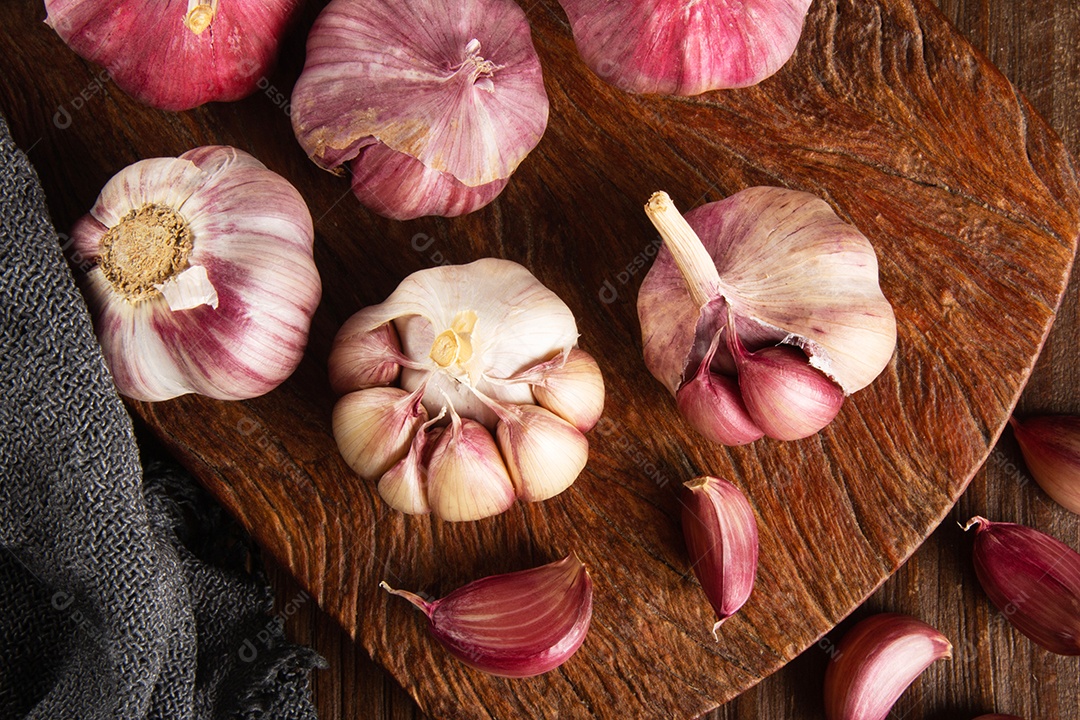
[381,554,593,677]
[965,517,1080,656]
[681,476,758,637]
[69,146,320,401]
[638,189,895,443]
[45,0,300,111]
[329,259,602,521]
[1010,415,1080,514]
[823,613,952,720]
[557,0,813,95]
[291,0,548,219]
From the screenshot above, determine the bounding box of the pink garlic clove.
[1009,414,1080,514]
[426,413,516,522]
[964,516,1080,656]
[728,329,845,441]
[823,613,952,720]
[495,404,589,502]
[332,385,428,481]
[381,553,593,677]
[676,329,764,445]
[328,320,404,395]
[681,476,758,637]
[557,0,813,95]
[524,348,606,433]
[377,420,440,516]
[45,0,300,111]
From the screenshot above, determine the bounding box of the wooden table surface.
[261,2,1080,718]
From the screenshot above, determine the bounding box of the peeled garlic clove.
[517,348,606,432]
[676,329,763,445]
[427,413,516,522]
[681,476,758,636]
[823,613,952,720]
[728,329,844,441]
[67,146,320,401]
[496,404,589,502]
[380,553,593,677]
[964,516,1080,655]
[638,189,896,403]
[333,386,428,481]
[349,142,510,222]
[558,0,813,95]
[45,1,300,111]
[1009,415,1080,514]
[329,314,405,394]
[291,0,548,218]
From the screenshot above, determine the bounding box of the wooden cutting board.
[2,0,1078,717]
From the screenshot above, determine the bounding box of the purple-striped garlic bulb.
[67,146,321,401]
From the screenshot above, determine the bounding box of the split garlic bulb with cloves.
[557,0,813,95]
[329,258,604,521]
[638,189,896,444]
[67,146,321,401]
[290,0,549,220]
[45,0,301,112]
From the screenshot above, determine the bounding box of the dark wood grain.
[2,0,1078,718]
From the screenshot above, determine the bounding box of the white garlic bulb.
[68,146,321,401]
[329,258,605,521]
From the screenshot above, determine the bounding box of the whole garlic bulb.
[45,0,301,112]
[638,189,896,443]
[68,146,321,401]
[290,0,549,220]
[329,259,604,521]
[557,0,813,95]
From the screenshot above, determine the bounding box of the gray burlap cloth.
[0,113,326,719]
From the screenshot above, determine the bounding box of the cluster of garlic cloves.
[67,146,320,401]
[823,613,952,720]
[291,0,549,220]
[556,0,813,95]
[329,259,604,521]
[638,189,896,444]
[46,0,301,111]
[381,553,593,677]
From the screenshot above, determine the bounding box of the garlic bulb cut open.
[45,0,301,111]
[329,259,604,521]
[68,146,320,401]
[291,0,548,220]
[638,189,895,443]
[557,0,813,95]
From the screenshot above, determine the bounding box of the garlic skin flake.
[45,0,301,112]
[557,0,813,95]
[965,516,1080,656]
[823,613,952,720]
[638,189,896,443]
[330,259,604,520]
[69,146,321,401]
[381,553,593,677]
[291,0,548,220]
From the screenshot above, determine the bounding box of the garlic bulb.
[329,259,604,520]
[291,0,548,220]
[823,613,952,720]
[557,0,813,95]
[381,553,593,677]
[638,190,896,443]
[45,0,301,112]
[68,146,320,401]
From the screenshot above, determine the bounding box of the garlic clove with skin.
[380,553,593,677]
[328,315,406,394]
[494,404,590,502]
[823,613,953,720]
[964,516,1080,655]
[676,329,764,445]
[1009,415,1080,514]
[45,0,301,111]
[557,0,813,95]
[727,327,845,441]
[681,476,759,637]
[332,385,428,481]
[497,348,606,433]
[426,412,516,522]
[378,418,442,516]
[68,146,320,402]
